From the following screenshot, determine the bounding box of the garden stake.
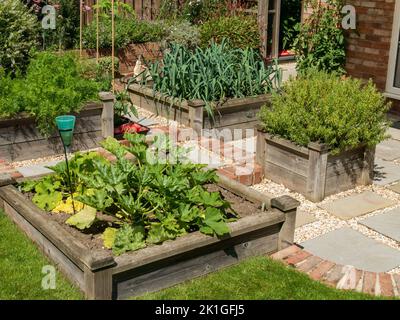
[56,116,77,215]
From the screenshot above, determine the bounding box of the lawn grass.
[0,210,382,300]
[0,210,83,300]
[138,257,382,300]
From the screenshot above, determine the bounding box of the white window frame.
[386,0,400,99]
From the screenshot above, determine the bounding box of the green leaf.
[66,206,97,230]
[102,227,117,249]
[201,207,230,236]
[113,224,146,255]
[76,189,113,211]
[33,191,62,211]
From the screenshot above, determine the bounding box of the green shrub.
[199,15,259,49]
[163,21,200,49]
[291,0,346,74]
[0,0,38,74]
[82,17,166,49]
[144,42,280,117]
[258,71,391,154]
[0,52,101,135]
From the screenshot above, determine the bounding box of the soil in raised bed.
[23,184,263,252]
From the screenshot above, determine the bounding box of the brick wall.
[302,0,399,111]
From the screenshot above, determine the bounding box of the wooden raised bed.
[256,129,375,202]
[0,92,114,162]
[0,173,299,300]
[76,42,163,75]
[128,83,271,138]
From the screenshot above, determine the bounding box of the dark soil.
[24,184,263,252]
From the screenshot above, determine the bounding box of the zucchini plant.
[21,133,236,255]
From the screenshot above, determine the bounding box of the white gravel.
[252,178,400,274]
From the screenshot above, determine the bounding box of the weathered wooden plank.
[264,133,309,156]
[113,212,285,274]
[306,143,329,202]
[264,161,308,193]
[84,266,113,300]
[2,202,85,292]
[265,141,309,177]
[217,172,274,206]
[0,185,115,271]
[115,229,280,299]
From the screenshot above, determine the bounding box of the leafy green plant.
[83,17,166,49]
[291,0,346,74]
[0,0,38,74]
[258,70,391,154]
[0,52,102,135]
[200,15,260,49]
[21,134,236,255]
[163,21,200,49]
[143,41,280,118]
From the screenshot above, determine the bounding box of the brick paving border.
[270,245,400,298]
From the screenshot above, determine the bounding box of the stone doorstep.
[270,245,400,298]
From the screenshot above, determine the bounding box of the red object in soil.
[114,122,149,135]
[279,50,295,57]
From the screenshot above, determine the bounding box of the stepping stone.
[387,127,400,141]
[373,158,400,185]
[375,139,400,161]
[295,210,317,228]
[360,207,400,242]
[17,160,61,178]
[319,191,396,220]
[388,182,400,194]
[301,227,400,272]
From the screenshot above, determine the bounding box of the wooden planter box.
[0,93,115,162]
[76,42,163,75]
[128,84,271,138]
[0,174,299,300]
[256,129,375,202]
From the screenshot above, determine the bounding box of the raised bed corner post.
[306,142,330,202]
[99,92,115,139]
[271,195,300,250]
[360,147,376,185]
[83,264,114,300]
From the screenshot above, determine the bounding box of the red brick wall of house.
[302,0,399,111]
[345,0,399,111]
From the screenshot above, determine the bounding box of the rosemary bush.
[145,42,281,117]
[258,70,391,154]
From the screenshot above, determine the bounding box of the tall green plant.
[0,0,38,74]
[141,42,280,118]
[291,0,346,74]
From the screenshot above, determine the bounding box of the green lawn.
[0,210,380,300]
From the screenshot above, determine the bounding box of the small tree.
[0,0,38,74]
[292,0,346,74]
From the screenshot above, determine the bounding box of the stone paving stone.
[295,210,317,228]
[359,207,400,242]
[301,227,400,272]
[373,158,400,185]
[388,182,400,194]
[375,139,400,161]
[319,191,396,220]
[17,160,61,178]
[387,127,400,141]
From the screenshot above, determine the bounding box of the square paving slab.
[295,210,317,228]
[301,227,400,272]
[373,158,400,185]
[17,160,62,178]
[375,139,400,161]
[388,182,400,194]
[319,191,396,220]
[360,208,400,242]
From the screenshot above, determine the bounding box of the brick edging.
[270,245,400,298]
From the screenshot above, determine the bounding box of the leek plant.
[135,41,281,120]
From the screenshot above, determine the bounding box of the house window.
[395,34,400,88]
[386,0,400,97]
